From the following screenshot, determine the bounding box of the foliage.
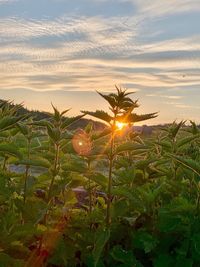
[0,89,199,267]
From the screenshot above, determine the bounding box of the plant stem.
[2,156,8,171]
[47,143,60,201]
[106,128,115,226]
[172,138,177,180]
[24,139,31,204]
[88,160,92,214]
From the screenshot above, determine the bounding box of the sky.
[0,0,200,125]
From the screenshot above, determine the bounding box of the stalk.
[172,138,177,180]
[24,138,31,204]
[196,194,200,214]
[88,160,92,214]
[47,143,60,201]
[2,156,8,171]
[106,124,115,226]
[192,174,200,214]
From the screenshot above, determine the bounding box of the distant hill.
[0,99,106,131]
[1,99,198,133]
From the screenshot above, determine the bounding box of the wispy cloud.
[0,0,199,123]
[124,0,200,18]
[163,96,183,99]
[0,0,17,3]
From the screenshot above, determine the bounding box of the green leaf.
[112,188,136,202]
[51,103,61,122]
[97,91,117,109]
[133,231,158,253]
[81,110,112,124]
[86,256,105,267]
[115,142,147,154]
[153,254,174,267]
[191,234,200,257]
[170,155,200,176]
[135,159,155,170]
[175,258,193,267]
[177,134,200,148]
[60,108,71,116]
[110,245,136,266]
[158,213,181,232]
[47,125,61,143]
[0,143,22,158]
[189,120,200,135]
[92,128,111,140]
[15,157,51,168]
[112,199,129,217]
[31,120,53,128]
[62,157,88,173]
[155,141,172,150]
[0,116,24,131]
[85,172,108,188]
[116,112,158,123]
[92,229,110,267]
[170,120,185,139]
[61,114,85,129]
[97,88,137,112]
[17,122,29,136]
[0,252,24,267]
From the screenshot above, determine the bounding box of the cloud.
[122,0,200,18]
[0,35,199,93]
[175,104,191,108]
[0,0,17,3]
[0,0,199,123]
[163,95,183,99]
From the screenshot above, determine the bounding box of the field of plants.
[0,88,200,267]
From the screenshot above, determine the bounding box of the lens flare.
[116,121,126,130]
[78,141,83,146]
[72,129,92,156]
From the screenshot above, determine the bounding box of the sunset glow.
[116,121,127,130]
[0,0,199,124]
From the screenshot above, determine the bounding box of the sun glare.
[116,121,126,130]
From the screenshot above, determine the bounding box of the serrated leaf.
[31,120,53,128]
[0,116,24,131]
[17,122,29,136]
[47,125,61,142]
[170,155,200,176]
[92,229,110,267]
[92,128,111,140]
[155,141,172,150]
[116,112,158,123]
[115,142,147,154]
[177,135,200,148]
[135,159,155,170]
[85,172,108,188]
[61,114,85,129]
[81,110,112,124]
[51,103,61,122]
[0,143,22,158]
[170,120,185,139]
[62,158,88,173]
[15,157,51,168]
[133,231,158,253]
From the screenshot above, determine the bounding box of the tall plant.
[82,86,157,225]
[34,105,85,201]
[0,101,25,170]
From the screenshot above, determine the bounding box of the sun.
[116,121,127,130]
